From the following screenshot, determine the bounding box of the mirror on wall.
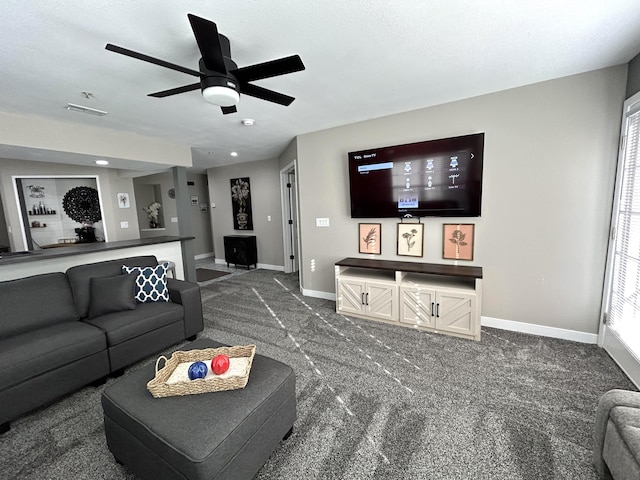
[14,176,106,250]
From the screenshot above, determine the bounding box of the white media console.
[335,257,483,341]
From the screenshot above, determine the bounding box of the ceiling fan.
[105,14,305,114]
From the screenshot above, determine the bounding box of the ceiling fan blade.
[148,83,201,98]
[187,14,227,73]
[232,55,305,83]
[221,106,237,115]
[105,43,201,77]
[241,83,295,106]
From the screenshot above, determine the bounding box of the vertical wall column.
[172,167,196,282]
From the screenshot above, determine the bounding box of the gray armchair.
[593,389,640,479]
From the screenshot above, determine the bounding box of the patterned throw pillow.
[122,263,170,303]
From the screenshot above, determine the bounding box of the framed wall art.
[397,223,424,257]
[230,177,253,230]
[117,193,130,208]
[358,223,381,254]
[443,223,475,261]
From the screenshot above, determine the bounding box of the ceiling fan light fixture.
[66,103,107,116]
[202,86,240,107]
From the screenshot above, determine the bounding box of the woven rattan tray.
[146,345,256,398]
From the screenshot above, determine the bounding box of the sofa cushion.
[0,272,79,339]
[67,256,158,318]
[610,406,640,466]
[84,301,183,346]
[122,263,170,303]
[0,322,106,392]
[89,274,137,318]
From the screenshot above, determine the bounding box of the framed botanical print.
[117,193,130,208]
[443,223,475,261]
[397,223,424,257]
[358,223,381,254]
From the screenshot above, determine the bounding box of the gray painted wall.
[0,158,140,250]
[207,157,284,267]
[132,171,213,256]
[0,191,10,248]
[295,66,627,335]
[626,51,640,99]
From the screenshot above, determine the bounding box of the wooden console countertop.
[335,257,483,279]
[0,236,192,266]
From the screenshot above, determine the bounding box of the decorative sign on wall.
[230,177,253,230]
[26,185,45,198]
[62,186,102,224]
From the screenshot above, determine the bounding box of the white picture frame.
[117,192,130,208]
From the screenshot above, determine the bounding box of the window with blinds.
[608,100,640,356]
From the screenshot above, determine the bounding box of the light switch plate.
[316,217,330,227]
[120,221,129,228]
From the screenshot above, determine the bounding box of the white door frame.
[598,91,640,388]
[280,160,300,275]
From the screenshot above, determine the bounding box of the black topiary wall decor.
[62,186,102,223]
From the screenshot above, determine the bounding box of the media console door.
[400,286,477,337]
[337,277,398,322]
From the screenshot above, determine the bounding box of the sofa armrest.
[167,278,204,338]
[593,389,640,477]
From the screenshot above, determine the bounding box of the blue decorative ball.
[188,361,208,380]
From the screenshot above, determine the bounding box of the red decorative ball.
[211,354,230,375]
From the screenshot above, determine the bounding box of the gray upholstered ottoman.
[101,338,296,480]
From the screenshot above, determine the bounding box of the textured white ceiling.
[1,1,639,172]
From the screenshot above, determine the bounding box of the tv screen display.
[348,133,484,218]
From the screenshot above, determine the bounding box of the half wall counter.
[0,236,192,282]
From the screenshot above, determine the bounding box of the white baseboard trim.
[261,283,600,344]
[302,288,337,301]
[213,258,284,272]
[481,316,598,344]
[194,252,215,260]
[258,263,284,272]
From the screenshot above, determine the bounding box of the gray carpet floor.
[0,269,635,479]
[195,267,230,282]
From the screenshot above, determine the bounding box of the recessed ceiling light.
[241,119,255,126]
[95,160,109,166]
[230,152,238,157]
[66,103,107,116]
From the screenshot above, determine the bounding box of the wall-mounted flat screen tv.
[348,132,484,218]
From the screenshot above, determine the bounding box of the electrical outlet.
[120,221,129,229]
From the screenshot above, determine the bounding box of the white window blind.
[609,103,640,355]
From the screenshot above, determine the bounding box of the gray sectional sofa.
[0,255,203,433]
[594,389,640,480]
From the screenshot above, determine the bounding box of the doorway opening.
[280,161,300,275]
